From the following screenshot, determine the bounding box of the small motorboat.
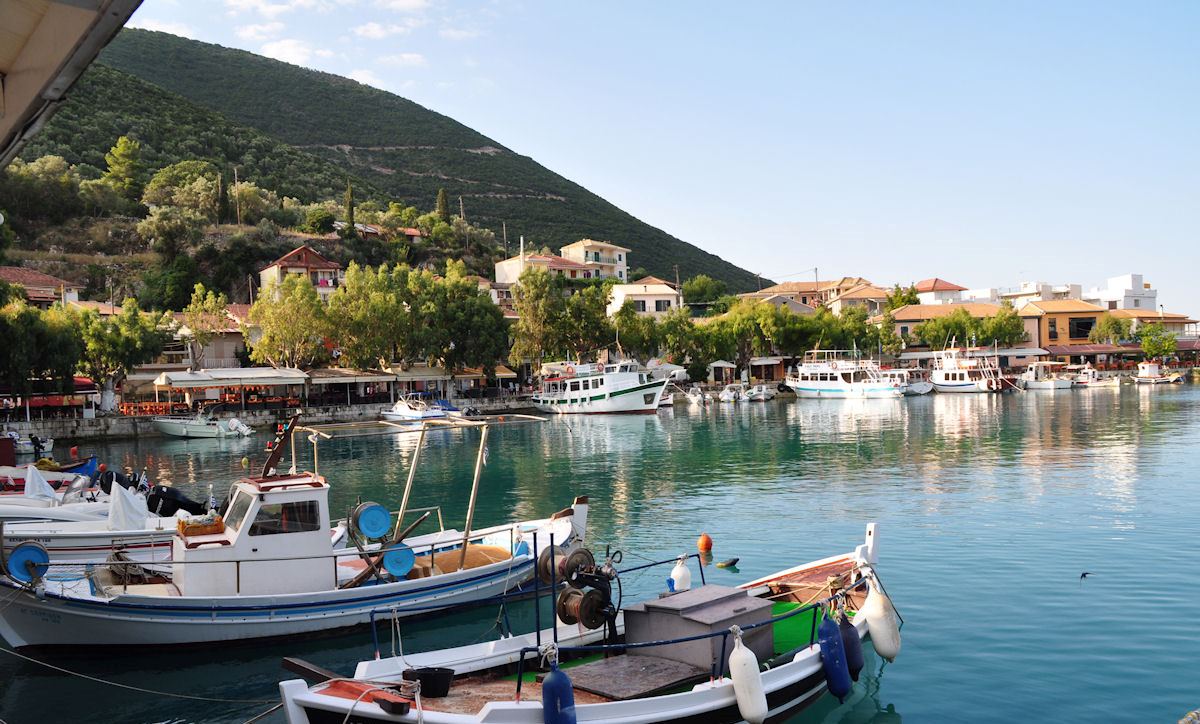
[685,386,708,406]
[1017,361,1074,390]
[717,383,745,403]
[1069,364,1120,388]
[36,455,99,479]
[8,435,53,457]
[278,523,899,724]
[381,396,449,422]
[880,368,933,395]
[152,412,253,438]
[744,383,777,402]
[1,464,84,494]
[1132,361,1184,385]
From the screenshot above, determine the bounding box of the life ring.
[565,365,575,376]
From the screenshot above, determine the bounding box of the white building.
[997,281,1081,308]
[494,252,598,284]
[914,278,968,305]
[259,245,345,303]
[607,281,683,318]
[1083,273,1157,311]
[559,239,630,281]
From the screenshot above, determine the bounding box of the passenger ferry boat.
[785,351,903,398]
[929,348,1004,393]
[532,361,669,414]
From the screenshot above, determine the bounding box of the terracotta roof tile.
[914,278,968,293]
[0,265,82,290]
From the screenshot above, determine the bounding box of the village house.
[1017,300,1107,354]
[739,280,831,307]
[827,282,889,316]
[558,239,630,281]
[0,266,81,308]
[913,278,968,305]
[259,245,345,302]
[1084,273,1157,311]
[606,278,684,318]
[494,252,597,284]
[877,303,1005,341]
[1108,308,1197,338]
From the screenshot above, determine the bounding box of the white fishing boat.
[717,383,745,403]
[8,435,54,456]
[0,419,588,648]
[745,383,777,402]
[1132,361,1184,385]
[532,361,668,414]
[929,348,1004,393]
[879,368,933,396]
[278,524,900,724]
[381,396,449,422]
[685,387,709,406]
[152,411,253,439]
[785,351,903,399]
[1016,361,1074,390]
[1068,364,1120,388]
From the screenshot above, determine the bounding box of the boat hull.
[931,379,996,393]
[532,379,668,414]
[786,380,903,398]
[903,381,934,395]
[1133,375,1183,384]
[1020,379,1073,390]
[152,419,229,438]
[14,439,54,456]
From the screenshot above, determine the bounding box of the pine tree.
[435,188,449,222]
[101,135,143,200]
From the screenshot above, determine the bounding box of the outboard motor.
[96,469,135,496]
[147,485,207,517]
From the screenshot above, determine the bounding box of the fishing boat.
[0,466,103,524]
[1,464,84,494]
[0,419,588,648]
[717,383,745,403]
[34,455,99,478]
[278,524,900,724]
[1016,361,1074,390]
[785,351,903,399]
[1132,361,1184,385]
[1068,364,1120,388]
[685,387,709,406]
[381,396,449,422]
[8,435,53,457]
[745,383,777,402]
[152,411,254,439]
[879,368,933,396]
[532,361,668,414]
[929,348,1004,393]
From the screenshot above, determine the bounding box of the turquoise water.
[1,385,1198,722]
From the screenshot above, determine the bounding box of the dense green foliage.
[1137,322,1177,359]
[911,302,1026,349]
[682,275,727,304]
[1089,313,1132,344]
[885,284,920,312]
[72,300,167,410]
[88,29,761,290]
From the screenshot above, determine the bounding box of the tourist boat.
[532,361,669,414]
[1068,364,1120,388]
[929,348,1004,393]
[9,436,53,456]
[381,396,450,422]
[1017,361,1074,390]
[1132,361,1184,385]
[0,420,588,648]
[785,351,903,398]
[745,383,777,402]
[278,523,900,724]
[879,368,933,396]
[152,411,254,439]
[717,383,745,403]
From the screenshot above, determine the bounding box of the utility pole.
[458,196,466,221]
[673,264,680,290]
[502,222,508,256]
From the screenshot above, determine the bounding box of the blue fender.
[818,614,852,702]
[542,664,576,724]
[839,613,865,682]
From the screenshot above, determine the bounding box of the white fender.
[861,581,901,662]
[670,557,692,592]
[728,629,767,724]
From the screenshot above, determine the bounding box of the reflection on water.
[2,385,1199,723]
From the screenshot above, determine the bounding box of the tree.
[139,255,201,311]
[0,301,81,401]
[79,178,131,217]
[137,206,204,261]
[229,181,277,225]
[435,188,449,222]
[410,261,508,374]
[74,300,167,411]
[1138,321,1177,360]
[612,302,658,360]
[180,283,230,370]
[913,307,979,349]
[0,155,83,221]
[561,285,612,359]
[885,284,920,312]
[1090,313,1132,345]
[304,207,335,234]
[101,136,143,200]
[344,180,356,233]
[976,301,1026,346]
[682,275,727,305]
[142,160,220,221]
[877,312,904,356]
[326,262,408,369]
[247,275,330,369]
[509,267,566,365]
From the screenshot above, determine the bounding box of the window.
[655,299,672,312]
[595,378,603,387]
[1108,301,1117,310]
[570,381,580,391]
[248,501,321,536]
[618,271,624,278]
[618,254,623,261]
[1068,317,1095,339]
[900,326,909,336]
[582,379,590,390]
[1133,299,1140,308]
[634,300,646,312]
[1048,318,1058,340]
[225,492,253,531]
[570,270,577,278]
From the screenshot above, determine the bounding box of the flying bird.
[1079,572,1094,585]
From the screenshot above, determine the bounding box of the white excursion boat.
[1068,364,1120,388]
[1132,361,1184,385]
[744,383,777,402]
[532,361,669,414]
[785,351,903,399]
[152,411,254,439]
[278,524,901,724]
[717,383,745,403]
[0,420,588,648]
[1017,361,1074,390]
[929,348,1004,393]
[879,368,933,396]
[381,396,450,422]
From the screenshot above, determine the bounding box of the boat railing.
[511,572,872,695]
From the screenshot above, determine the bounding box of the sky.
[126,1,1199,313]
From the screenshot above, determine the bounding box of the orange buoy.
[98,463,107,473]
[69,446,79,459]
[697,533,713,553]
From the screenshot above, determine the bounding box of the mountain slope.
[96,29,762,291]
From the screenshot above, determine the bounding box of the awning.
[1044,344,1133,355]
[391,365,451,382]
[307,368,396,385]
[153,367,309,388]
[898,347,1047,361]
[456,365,517,380]
[749,357,783,366]
[709,360,736,369]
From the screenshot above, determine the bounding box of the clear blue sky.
[128,1,1199,313]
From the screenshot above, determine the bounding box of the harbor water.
[1,385,1198,722]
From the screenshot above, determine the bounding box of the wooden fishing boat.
[1016,361,1074,390]
[278,524,900,724]
[1132,361,1184,385]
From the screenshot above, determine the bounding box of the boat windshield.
[225,491,254,531]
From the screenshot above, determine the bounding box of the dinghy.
[278,524,899,724]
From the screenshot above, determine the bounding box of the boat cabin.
[172,473,333,597]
